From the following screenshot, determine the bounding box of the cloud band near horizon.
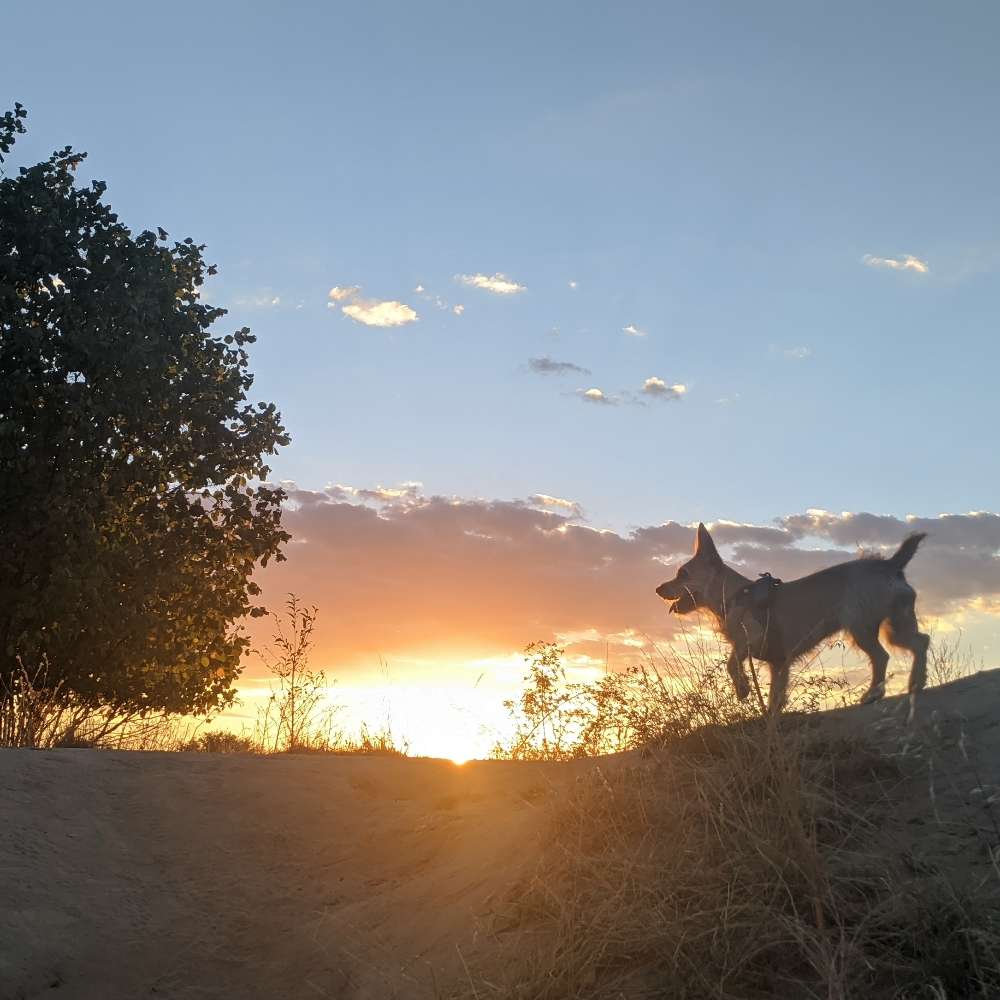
[252,484,1000,671]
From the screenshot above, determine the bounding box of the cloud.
[255,488,1000,673]
[530,494,583,516]
[413,283,464,316]
[642,377,687,400]
[568,280,578,290]
[341,299,418,328]
[623,324,647,338]
[234,294,281,308]
[862,254,929,274]
[456,273,526,295]
[527,356,591,376]
[327,284,418,327]
[579,387,614,405]
[783,346,810,360]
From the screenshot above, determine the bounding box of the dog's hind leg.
[850,625,890,705]
[767,660,790,714]
[726,649,751,701]
[886,597,930,717]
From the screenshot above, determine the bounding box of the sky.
[6,2,1000,756]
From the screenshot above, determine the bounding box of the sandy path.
[1,750,573,1000]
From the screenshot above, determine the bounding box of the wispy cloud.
[530,493,583,516]
[234,293,281,308]
[642,377,687,400]
[456,272,526,295]
[862,254,929,274]
[623,323,647,338]
[327,284,419,327]
[568,280,578,290]
[414,283,465,317]
[308,481,424,506]
[771,344,811,360]
[528,356,591,376]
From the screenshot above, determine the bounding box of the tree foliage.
[0,105,290,715]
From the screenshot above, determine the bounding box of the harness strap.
[734,572,785,661]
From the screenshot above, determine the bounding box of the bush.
[181,731,258,754]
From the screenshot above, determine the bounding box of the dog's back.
[771,545,921,661]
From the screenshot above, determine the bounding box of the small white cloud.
[579,387,613,405]
[329,285,361,301]
[642,377,686,400]
[623,324,647,338]
[862,254,929,274]
[414,284,425,293]
[783,346,811,360]
[453,304,465,316]
[341,298,418,328]
[568,280,578,289]
[456,272,526,295]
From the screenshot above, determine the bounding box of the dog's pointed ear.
[694,522,721,563]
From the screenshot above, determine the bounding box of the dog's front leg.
[725,649,751,702]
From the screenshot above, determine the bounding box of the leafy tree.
[0,105,290,716]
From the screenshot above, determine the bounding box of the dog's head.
[655,522,723,615]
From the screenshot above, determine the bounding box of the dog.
[655,523,929,713]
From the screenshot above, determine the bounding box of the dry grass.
[471,636,1000,1000]
[472,719,1000,999]
[0,658,201,750]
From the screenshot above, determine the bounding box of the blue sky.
[8,1,999,532]
[8,4,1000,748]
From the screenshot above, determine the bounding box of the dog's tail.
[887,532,927,572]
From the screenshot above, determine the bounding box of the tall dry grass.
[472,636,1000,999]
[0,657,196,750]
[492,633,860,761]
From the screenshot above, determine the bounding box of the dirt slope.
[2,672,999,1000]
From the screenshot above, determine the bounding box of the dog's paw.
[859,682,886,705]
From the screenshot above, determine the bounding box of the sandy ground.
[3,673,1000,1000]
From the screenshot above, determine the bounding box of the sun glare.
[226,674,515,763]
[356,684,508,762]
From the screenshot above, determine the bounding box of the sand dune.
[3,674,1000,999]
